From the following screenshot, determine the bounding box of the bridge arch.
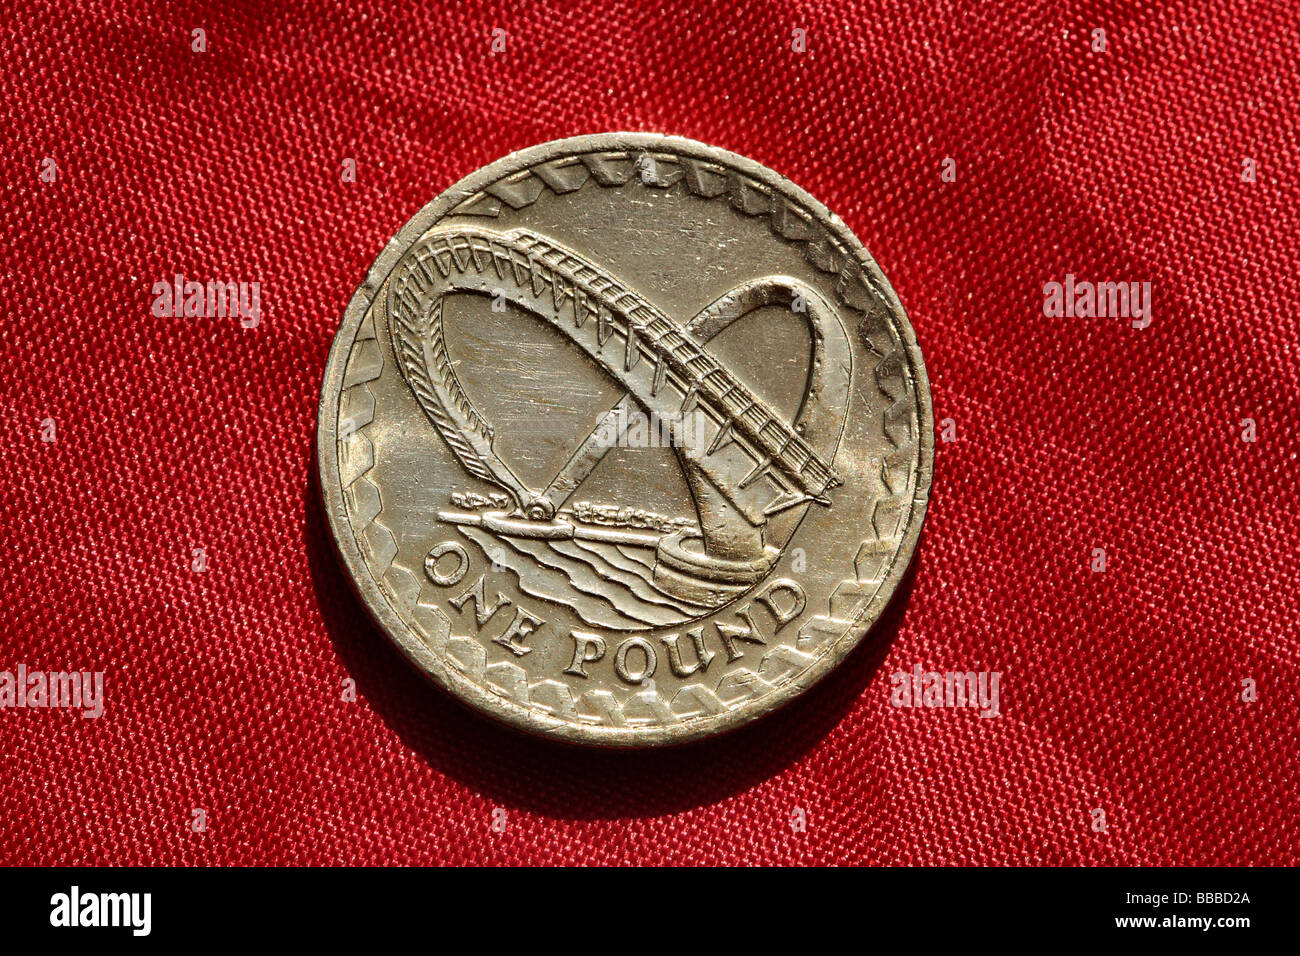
[388,226,851,580]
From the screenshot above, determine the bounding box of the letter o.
[614,637,657,684]
[425,541,470,586]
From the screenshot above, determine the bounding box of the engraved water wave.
[456,526,710,630]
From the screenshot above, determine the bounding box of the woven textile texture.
[2,0,1297,866]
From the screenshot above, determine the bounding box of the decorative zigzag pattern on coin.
[338,308,425,611]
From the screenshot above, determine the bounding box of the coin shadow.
[305,463,920,820]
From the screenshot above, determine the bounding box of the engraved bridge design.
[389,226,853,628]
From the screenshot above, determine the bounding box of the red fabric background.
[2,0,1297,866]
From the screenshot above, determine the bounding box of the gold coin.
[317,134,932,746]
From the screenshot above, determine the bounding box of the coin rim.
[316,132,934,747]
